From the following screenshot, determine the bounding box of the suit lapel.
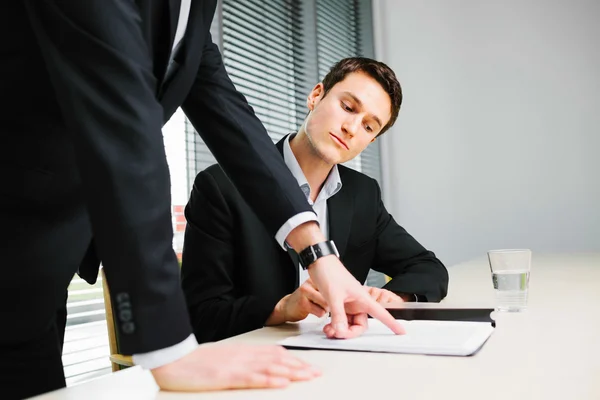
[146,0,180,92]
[327,179,353,258]
[168,0,181,48]
[159,0,208,114]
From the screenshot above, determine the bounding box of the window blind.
[63,276,111,386]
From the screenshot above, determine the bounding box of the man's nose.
[341,116,360,137]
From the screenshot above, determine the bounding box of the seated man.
[181,57,449,344]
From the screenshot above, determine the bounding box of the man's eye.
[365,125,373,132]
[342,103,353,112]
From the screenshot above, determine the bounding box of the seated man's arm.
[181,170,278,343]
[370,180,449,302]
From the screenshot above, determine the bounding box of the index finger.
[365,295,405,335]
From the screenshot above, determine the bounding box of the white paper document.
[279,319,494,356]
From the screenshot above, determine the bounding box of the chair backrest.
[101,268,120,371]
[101,268,134,370]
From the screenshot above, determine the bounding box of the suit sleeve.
[181,170,279,343]
[370,180,449,302]
[181,34,314,237]
[23,1,191,354]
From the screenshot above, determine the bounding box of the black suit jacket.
[0,1,312,355]
[181,137,449,344]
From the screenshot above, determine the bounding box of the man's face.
[303,71,392,165]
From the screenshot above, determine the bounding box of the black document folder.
[381,305,496,327]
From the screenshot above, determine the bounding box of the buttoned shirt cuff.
[132,334,198,370]
[274,211,318,249]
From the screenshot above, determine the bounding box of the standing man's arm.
[370,180,449,302]
[182,34,404,339]
[24,0,316,390]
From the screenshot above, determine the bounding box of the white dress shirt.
[282,134,342,285]
[133,2,318,370]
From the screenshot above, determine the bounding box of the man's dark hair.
[321,57,402,136]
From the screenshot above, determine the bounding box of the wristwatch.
[297,240,339,270]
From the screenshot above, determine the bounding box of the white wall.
[374,0,600,265]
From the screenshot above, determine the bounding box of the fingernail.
[270,377,290,387]
[293,370,314,381]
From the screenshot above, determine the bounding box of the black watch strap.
[297,240,339,270]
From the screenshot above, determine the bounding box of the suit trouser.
[0,197,91,399]
[0,284,74,399]
[0,312,67,400]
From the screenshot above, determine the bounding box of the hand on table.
[151,343,320,391]
[266,278,329,326]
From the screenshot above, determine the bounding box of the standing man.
[0,1,402,399]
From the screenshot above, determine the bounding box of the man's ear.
[307,82,325,111]
[370,137,377,143]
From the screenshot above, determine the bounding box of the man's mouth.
[329,133,349,150]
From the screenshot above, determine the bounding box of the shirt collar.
[283,134,342,204]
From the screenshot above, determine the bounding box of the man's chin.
[309,142,343,165]
[320,150,344,165]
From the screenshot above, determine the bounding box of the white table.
[34,253,600,400]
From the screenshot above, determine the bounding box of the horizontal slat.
[225,0,302,28]
[317,12,357,29]
[317,40,356,57]
[225,58,295,88]
[63,319,111,385]
[228,72,296,104]
[223,40,303,75]
[67,299,104,309]
[225,0,300,26]
[64,321,107,338]
[235,85,297,111]
[318,1,357,21]
[228,75,295,104]
[224,46,299,78]
[256,122,293,138]
[317,40,357,60]
[63,335,109,356]
[258,122,296,138]
[254,116,296,133]
[63,356,111,380]
[223,14,297,48]
[62,345,110,367]
[224,4,302,37]
[223,26,294,59]
[68,288,103,296]
[317,15,358,40]
[243,99,297,121]
[65,367,112,387]
[66,310,106,327]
